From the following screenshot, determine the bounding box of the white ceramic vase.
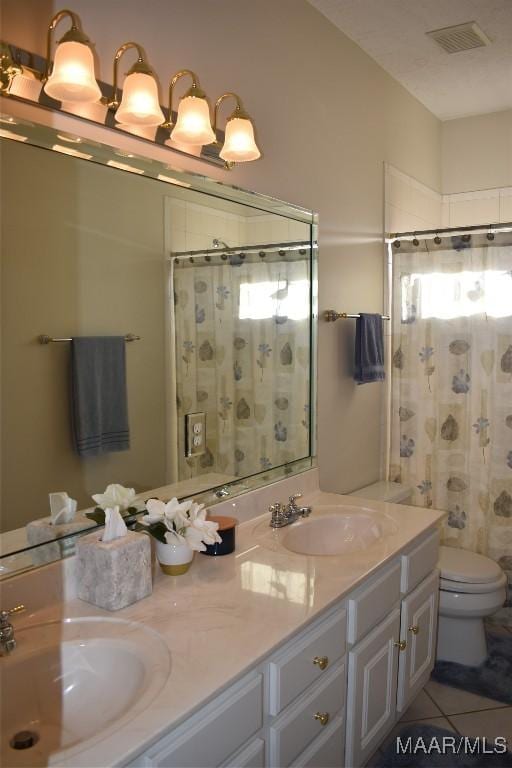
[155,538,194,575]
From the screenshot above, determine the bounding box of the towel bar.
[38,333,141,344]
[324,311,390,322]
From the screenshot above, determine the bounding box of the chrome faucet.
[269,494,312,528]
[0,605,25,656]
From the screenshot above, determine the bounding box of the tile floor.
[367,624,512,765]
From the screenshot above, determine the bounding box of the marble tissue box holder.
[76,530,152,611]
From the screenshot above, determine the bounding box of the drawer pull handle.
[314,711,330,726]
[313,655,329,670]
[394,640,407,651]
[408,625,419,635]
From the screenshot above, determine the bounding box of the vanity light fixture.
[165,70,215,145]
[0,42,22,94]
[1,8,262,167]
[43,10,101,104]
[214,93,261,163]
[105,42,164,127]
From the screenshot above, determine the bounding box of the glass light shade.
[170,95,215,145]
[219,117,261,162]
[44,41,101,103]
[115,72,165,127]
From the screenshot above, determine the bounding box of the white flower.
[141,498,166,525]
[92,483,136,512]
[184,524,209,552]
[185,513,221,552]
[141,496,221,552]
[141,497,193,533]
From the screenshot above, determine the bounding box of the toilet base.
[437,615,487,667]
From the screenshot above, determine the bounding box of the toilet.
[437,545,507,666]
[350,482,507,667]
[349,480,413,505]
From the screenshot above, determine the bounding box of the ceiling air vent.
[426,22,491,54]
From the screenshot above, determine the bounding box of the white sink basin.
[0,617,170,765]
[281,506,397,556]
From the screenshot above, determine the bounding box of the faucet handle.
[269,502,286,527]
[289,493,303,504]
[0,605,25,624]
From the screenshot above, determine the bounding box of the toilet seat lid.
[439,546,502,584]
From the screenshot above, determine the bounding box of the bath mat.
[431,626,512,705]
[378,724,512,767]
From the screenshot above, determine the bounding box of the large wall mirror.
[0,112,317,575]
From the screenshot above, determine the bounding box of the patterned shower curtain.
[172,251,311,483]
[390,233,512,623]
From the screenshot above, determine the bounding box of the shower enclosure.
[388,224,512,624]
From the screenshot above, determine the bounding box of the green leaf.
[85,508,106,525]
[134,520,168,544]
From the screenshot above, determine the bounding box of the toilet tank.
[349,480,413,505]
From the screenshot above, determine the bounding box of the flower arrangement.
[135,497,221,552]
[86,483,144,526]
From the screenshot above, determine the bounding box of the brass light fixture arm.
[45,9,90,82]
[106,41,153,110]
[164,69,203,129]
[213,92,247,136]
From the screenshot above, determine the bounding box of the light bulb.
[171,95,215,145]
[44,41,101,103]
[220,116,260,162]
[115,72,164,127]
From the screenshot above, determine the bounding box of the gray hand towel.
[71,336,130,457]
[354,313,385,384]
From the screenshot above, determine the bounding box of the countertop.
[7,490,445,768]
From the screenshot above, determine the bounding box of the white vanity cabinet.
[345,529,440,767]
[127,528,440,768]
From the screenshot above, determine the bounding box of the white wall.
[1,0,442,494]
[439,110,512,228]
[442,110,512,194]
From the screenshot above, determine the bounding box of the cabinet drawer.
[293,712,345,768]
[269,659,345,767]
[222,738,265,768]
[401,529,439,594]
[347,561,401,644]
[145,673,263,767]
[268,606,346,715]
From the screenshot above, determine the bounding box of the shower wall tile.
[448,195,500,227]
[443,187,511,227]
[499,189,512,222]
[386,163,512,232]
[384,163,442,233]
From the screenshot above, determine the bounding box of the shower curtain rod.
[386,222,512,241]
[170,239,316,259]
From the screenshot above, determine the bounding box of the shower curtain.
[172,250,311,484]
[390,232,512,623]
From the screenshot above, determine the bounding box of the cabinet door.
[345,608,401,768]
[397,570,439,713]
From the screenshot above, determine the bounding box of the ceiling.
[308,0,512,120]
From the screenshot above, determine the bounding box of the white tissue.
[102,506,128,543]
[49,492,78,525]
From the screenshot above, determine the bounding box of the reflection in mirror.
[0,120,316,574]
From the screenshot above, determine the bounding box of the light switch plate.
[185,412,206,457]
